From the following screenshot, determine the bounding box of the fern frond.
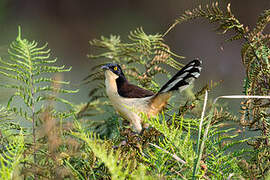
[31,49,51,59]
[0,27,78,178]
[241,42,256,67]
[33,77,70,85]
[34,86,78,94]
[0,105,12,120]
[35,96,75,108]
[33,58,57,65]
[0,70,24,82]
[170,2,247,40]
[33,65,71,76]
[71,122,150,179]
[143,113,180,143]
[29,42,48,53]
[0,27,77,121]
[142,113,196,176]
[250,9,270,39]
[0,132,25,180]
[205,127,248,178]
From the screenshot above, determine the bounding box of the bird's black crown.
[101,63,125,78]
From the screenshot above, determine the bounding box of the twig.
[149,143,186,164]
[213,95,270,104]
[196,90,208,154]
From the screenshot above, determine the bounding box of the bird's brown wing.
[117,81,154,98]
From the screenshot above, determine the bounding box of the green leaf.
[0,132,25,180]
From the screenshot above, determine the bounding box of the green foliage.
[139,105,245,179]
[70,121,152,180]
[0,131,25,180]
[0,2,269,179]
[0,102,25,180]
[82,3,270,178]
[168,2,270,178]
[76,101,120,139]
[141,114,195,178]
[0,27,78,179]
[0,27,77,119]
[204,127,246,178]
[166,2,246,41]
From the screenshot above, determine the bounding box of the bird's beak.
[101,65,109,70]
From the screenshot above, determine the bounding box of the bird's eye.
[114,66,118,71]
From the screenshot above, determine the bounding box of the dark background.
[0,0,269,105]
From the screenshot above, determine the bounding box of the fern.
[140,113,195,178]
[0,131,25,180]
[166,3,270,178]
[0,27,78,178]
[0,27,77,121]
[70,121,152,180]
[204,127,248,178]
[171,1,269,97]
[140,92,253,179]
[165,2,247,40]
[0,3,267,179]
[0,105,25,148]
[249,9,270,41]
[144,113,195,165]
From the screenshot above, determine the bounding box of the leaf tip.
[17,26,22,41]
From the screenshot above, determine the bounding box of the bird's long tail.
[158,59,202,94]
[149,59,202,115]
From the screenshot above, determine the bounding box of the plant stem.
[149,143,186,164]
[192,91,208,179]
[28,49,37,180]
[196,90,208,155]
[30,73,37,180]
[193,95,270,179]
[262,118,269,146]
[32,94,36,162]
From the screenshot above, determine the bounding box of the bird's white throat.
[104,70,119,96]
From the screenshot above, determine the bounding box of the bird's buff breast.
[104,70,158,132]
[108,92,152,132]
[109,94,152,115]
[104,70,151,115]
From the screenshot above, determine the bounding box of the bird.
[102,59,202,133]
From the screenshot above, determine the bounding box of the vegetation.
[0,2,269,179]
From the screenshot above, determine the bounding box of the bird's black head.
[101,63,125,78]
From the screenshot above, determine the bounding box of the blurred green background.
[0,0,269,108]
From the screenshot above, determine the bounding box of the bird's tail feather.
[148,59,202,116]
[158,59,202,94]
